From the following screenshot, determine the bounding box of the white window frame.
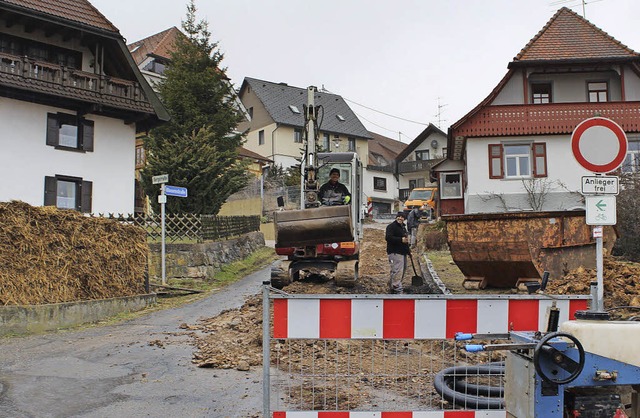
[440,172,463,199]
[504,144,532,178]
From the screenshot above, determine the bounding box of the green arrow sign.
[595,200,607,211]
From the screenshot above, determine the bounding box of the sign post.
[153,175,170,285]
[571,117,627,312]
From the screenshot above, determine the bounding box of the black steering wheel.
[533,332,585,385]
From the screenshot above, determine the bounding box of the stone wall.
[148,231,265,281]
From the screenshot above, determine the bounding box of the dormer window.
[531,83,552,104]
[143,59,167,75]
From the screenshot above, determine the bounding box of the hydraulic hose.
[433,363,505,410]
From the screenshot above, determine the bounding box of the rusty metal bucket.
[274,205,353,248]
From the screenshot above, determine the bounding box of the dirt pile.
[545,255,640,315]
[0,201,148,305]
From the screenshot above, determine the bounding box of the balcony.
[453,101,640,138]
[397,159,436,174]
[0,52,154,114]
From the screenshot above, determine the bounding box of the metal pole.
[596,232,604,312]
[161,183,166,286]
[262,282,271,417]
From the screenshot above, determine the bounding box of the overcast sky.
[89,0,640,143]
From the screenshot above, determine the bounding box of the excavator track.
[335,259,358,287]
[270,260,293,290]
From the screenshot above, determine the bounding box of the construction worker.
[319,168,351,205]
[406,205,423,248]
[385,211,410,294]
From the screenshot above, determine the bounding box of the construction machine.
[271,86,363,289]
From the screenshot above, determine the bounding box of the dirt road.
[0,267,272,418]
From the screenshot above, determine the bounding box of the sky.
[89,0,640,143]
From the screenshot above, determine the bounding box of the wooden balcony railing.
[453,101,640,138]
[0,52,153,113]
[397,159,435,173]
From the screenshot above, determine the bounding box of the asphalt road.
[0,266,272,418]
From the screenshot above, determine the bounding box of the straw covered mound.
[0,201,148,305]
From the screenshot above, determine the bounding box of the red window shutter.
[488,144,504,179]
[532,142,547,178]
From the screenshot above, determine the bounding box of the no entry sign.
[571,117,628,173]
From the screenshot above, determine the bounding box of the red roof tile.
[128,27,185,66]
[515,7,638,62]
[2,0,119,33]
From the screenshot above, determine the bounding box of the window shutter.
[46,113,58,146]
[81,119,94,152]
[44,176,57,206]
[532,142,547,178]
[81,181,93,213]
[488,144,504,179]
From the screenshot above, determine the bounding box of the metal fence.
[92,213,260,242]
[262,286,590,417]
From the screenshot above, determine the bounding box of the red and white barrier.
[274,411,507,417]
[273,297,588,339]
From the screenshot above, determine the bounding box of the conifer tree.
[141,0,248,214]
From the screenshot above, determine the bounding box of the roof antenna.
[435,97,448,130]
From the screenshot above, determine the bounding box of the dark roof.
[512,7,639,65]
[128,27,184,65]
[242,77,372,139]
[1,0,119,33]
[367,131,405,166]
[396,124,446,163]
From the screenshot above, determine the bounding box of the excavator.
[271,86,363,289]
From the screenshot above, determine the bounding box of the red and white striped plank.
[273,411,507,417]
[272,297,588,339]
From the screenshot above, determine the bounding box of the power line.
[320,86,429,126]
[352,111,412,142]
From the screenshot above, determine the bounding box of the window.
[0,33,81,68]
[247,107,253,119]
[348,137,355,151]
[322,133,330,151]
[409,178,425,190]
[415,150,430,161]
[442,147,448,158]
[288,105,300,114]
[489,143,547,179]
[46,113,94,151]
[373,177,387,191]
[440,173,462,199]
[135,145,145,169]
[258,130,265,145]
[531,83,552,104]
[336,115,345,122]
[44,175,92,212]
[588,81,608,102]
[622,139,640,173]
[294,128,303,143]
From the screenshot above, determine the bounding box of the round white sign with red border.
[571,117,628,173]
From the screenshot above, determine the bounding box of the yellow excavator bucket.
[274,205,353,248]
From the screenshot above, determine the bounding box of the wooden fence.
[92,213,261,243]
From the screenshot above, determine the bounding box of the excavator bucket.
[274,205,353,248]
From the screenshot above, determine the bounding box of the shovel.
[408,250,423,286]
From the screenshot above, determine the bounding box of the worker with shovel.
[384,212,411,293]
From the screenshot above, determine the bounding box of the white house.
[0,0,168,214]
[436,7,640,215]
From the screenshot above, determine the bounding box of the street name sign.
[152,174,169,184]
[585,195,616,226]
[165,185,188,198]
[571,117,628,173]
[581,176,619,195]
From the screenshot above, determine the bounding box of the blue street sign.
[164,185,188,198]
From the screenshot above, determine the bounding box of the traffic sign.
[152,174,169,184]
[165,185,188,198]
[585,195,616,225]
[571,117,628,173]
[581,176,619,195]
